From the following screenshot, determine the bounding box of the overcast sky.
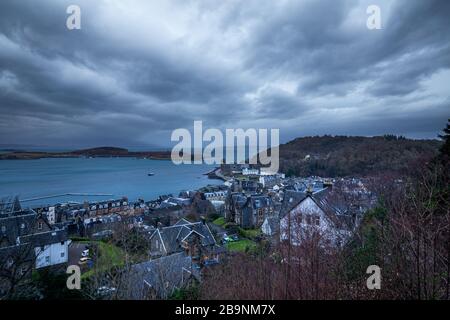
[0,0,449,149]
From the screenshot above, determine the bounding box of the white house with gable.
[280,193,354,246]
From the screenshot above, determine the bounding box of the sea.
[0,157,223,208]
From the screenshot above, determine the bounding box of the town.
[0,162,377,299]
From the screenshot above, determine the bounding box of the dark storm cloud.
[0,0,449,148]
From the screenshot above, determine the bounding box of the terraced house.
[225,193,274,229]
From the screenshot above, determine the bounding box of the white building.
[242,168,259,176]
[34,231,71,269]
[280,194,353,246]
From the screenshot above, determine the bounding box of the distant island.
[0,146,172,160]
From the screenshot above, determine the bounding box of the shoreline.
[204,167,229,182]
[0,147,172,161]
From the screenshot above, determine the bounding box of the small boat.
[148,173,155,176]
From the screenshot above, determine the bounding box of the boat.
[148,173,155,176]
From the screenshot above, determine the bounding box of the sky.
[0,0,449,149]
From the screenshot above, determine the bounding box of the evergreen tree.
[438,118,450,158]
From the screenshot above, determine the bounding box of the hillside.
[277,135,441,177]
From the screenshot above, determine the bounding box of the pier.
[20,193,114,203]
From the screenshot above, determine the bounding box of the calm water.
[0,158,222,207]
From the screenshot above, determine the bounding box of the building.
[129,252,200,299]
[149,218,221,264]
[261,216,279,237]
[279,189,356,246]
[225,193,274,229]
[88,198,129,216]
[203,191,227,201]
[242,167,259,176]
[0,209,70,270]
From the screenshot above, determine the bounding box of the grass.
[226,239,257,252]
[212,217,226,227]
[239,228,261,239]
[77,240,126,279]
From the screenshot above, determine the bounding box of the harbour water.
[0,157,223,207]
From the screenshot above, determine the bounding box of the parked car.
[223,234,239,243]
[79,257,92,265]
[81,249,90,257]
[96,286,116,298]
[203,259,219,266]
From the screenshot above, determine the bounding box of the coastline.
[0,148,172,161]
[204,167,228,181]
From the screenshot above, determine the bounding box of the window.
[20,223,25,229]
[45,256,50,263]
[61,241,65,245]
[305,215,312,225]
[60,252,65,258]
[1,225,5,232]
[20,266,28,276]
[38,222,43,230]
[6,257,14,268]
[314,216,320,226]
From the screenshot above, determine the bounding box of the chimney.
[306,185,314,196]
[323,179,333,189]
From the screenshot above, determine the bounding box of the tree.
[438,118,450,158]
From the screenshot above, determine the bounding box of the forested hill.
[278,135,442,177]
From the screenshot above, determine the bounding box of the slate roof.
[152,219,216,255]
[280,190,307,219]
[20,228,68,247]
[0,196,22,214]
[230,193,247,209]
[0,210,38,247]
[279,188,356,232]
[0,209,67,248]
[130,252,200,299]
[250,195,273,209]
[263,216,279,234]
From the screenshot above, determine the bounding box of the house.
[259,174,284,189]
[88,198,129,216]
[0,209,71,270]
[23,229,70,269]
[225,193,274,229]
[220,163,246,176]
[242,167,259,176]
[0,196,22,214]
[203,191,226,201]
[129,252,200,299]
[279,189,356,246]
[165,197,192,207]
[149,219,221,264]
[261,216,279,237]
[224,192,247,224]
[231,179,262,194]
